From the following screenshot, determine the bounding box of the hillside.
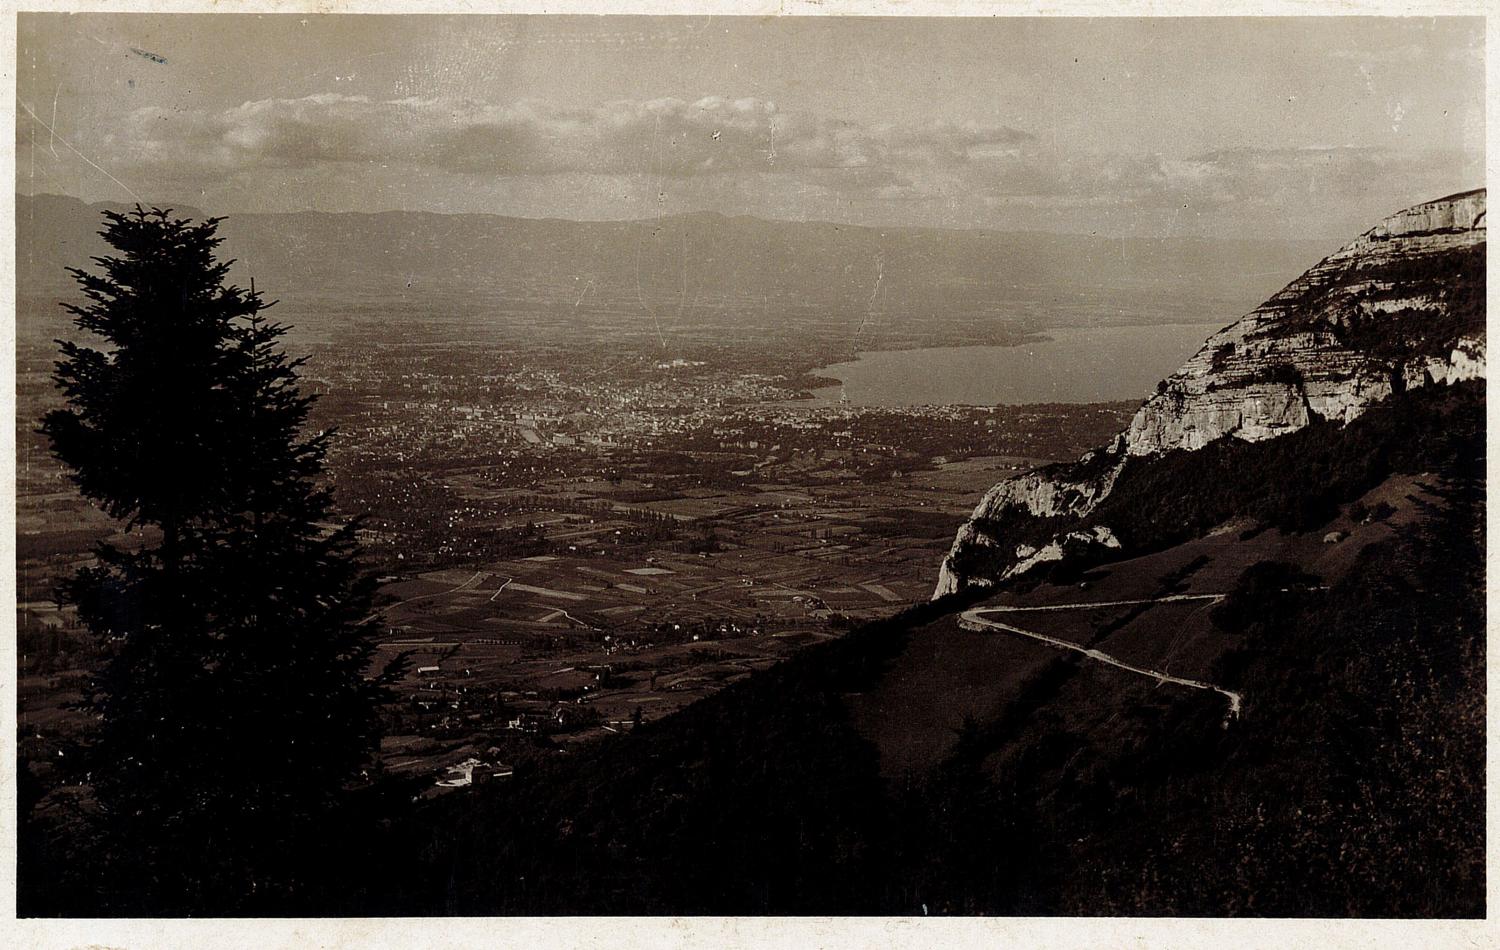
[328,192,1486,916]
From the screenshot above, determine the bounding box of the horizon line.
[15,190,1364,244]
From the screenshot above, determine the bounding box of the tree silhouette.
[41,207,399,913]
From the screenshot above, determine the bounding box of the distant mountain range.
[17,193,1328,345]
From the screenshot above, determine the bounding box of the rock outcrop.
[936,190,1486,597]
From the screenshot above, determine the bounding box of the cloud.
[105,93,1035,186]
[1137,146,1481,211]
[44,93,1480,235]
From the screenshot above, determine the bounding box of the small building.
[506,713,546,734]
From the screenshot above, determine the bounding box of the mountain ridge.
[15,190,1349,242]
[936,188,1487,596]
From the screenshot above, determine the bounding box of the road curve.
[959,595,1243,723]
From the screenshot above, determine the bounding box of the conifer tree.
[42,207,397,913]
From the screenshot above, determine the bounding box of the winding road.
[488,575,514,602]
[958,593,1243,723]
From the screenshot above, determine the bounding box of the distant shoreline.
[804,323,1226,408]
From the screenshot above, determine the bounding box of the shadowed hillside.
[348,378,1483,917]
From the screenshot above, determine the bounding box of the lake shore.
[804,323,1227,407]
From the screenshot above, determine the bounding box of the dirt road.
[959,594,1243,722]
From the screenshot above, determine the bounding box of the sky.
[15,14,1486,239]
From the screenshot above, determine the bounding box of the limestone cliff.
[936,189,1486,597]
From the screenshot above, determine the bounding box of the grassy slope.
[365,381,1483,916]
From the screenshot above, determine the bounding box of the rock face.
[936,190,1486,597]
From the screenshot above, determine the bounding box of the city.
[17,324,1134,788]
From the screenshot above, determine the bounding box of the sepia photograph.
[7,1,1491,937]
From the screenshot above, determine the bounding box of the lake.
[808,323,1226,406]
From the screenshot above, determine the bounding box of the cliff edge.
[936,189,1486,597]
